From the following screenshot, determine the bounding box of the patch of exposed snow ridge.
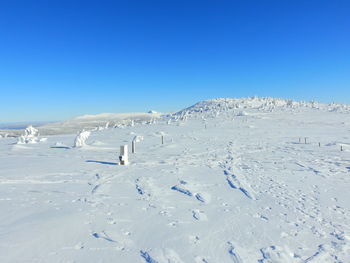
[172,97,350,119]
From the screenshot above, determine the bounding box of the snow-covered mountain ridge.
[173,97,350,118]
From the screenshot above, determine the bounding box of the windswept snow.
[0,97,350,262]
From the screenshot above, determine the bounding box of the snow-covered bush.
[74,130,91,147]
[17,125,39,144]
[133,135,144,142]
[237,111,247,116]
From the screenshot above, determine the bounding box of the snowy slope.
[1,98,350,262]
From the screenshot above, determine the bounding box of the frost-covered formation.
[171,97,350,120]
[133,135,144,142]
[17,125,39,144]
[73,130,91,147]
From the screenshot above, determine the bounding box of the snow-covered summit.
[173,97,350,118]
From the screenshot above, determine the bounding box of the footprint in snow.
[227,242,242,263]
[192,209,208,221]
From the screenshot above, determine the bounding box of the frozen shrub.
[74,130,91,147]
[17,125,39,144]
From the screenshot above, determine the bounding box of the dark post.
[132,140,135,153]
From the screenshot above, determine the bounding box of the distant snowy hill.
[0,112,161,137]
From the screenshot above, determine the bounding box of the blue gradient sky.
[0,0,349,122]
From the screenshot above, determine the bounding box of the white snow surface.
[1,98,350,262]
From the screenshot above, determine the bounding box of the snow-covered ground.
[1,98,350,262]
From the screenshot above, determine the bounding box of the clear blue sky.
[0,0,349,122]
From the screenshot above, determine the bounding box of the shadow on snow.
[86,160,118,165]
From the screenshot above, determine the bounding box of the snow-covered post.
[161,135,164,145]
[304,137,307,144]
[318,142,321,147]
[74,130,90,147]
[341,146,343,152]
[119,145,129,165]
[132,135,143,154]
[298,137,301,143]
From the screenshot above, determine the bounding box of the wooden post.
[298,137,301,143]
[318,142,321,147]
[161,135,164,145]
[341,146,343,152]
[132,140,136,153]
[119,145,129,165]
[304,137,307,144]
